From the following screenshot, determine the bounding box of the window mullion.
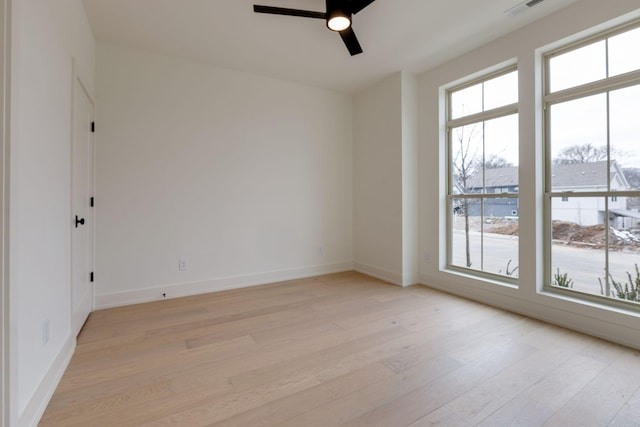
[605,196,610,297]
[447,103,518,129]
[605,85,611,297]
[545,69,640,106]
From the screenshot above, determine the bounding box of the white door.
[71,74,94,337]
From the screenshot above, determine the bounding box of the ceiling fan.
[253,0,377,56]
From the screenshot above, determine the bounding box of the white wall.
[94,43,353,307]
[12,0,95,424]
[419,0,640,349]
[1,0,12,424]
[353,72,418,286]
[353,73,403,284]
[401,73,419,286]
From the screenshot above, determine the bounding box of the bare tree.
[553,143,608,165]
[451,125,481,268]
[483,154,514,170]
[623,168,640,211]
[623,167,640,190]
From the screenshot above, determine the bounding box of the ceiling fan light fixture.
[327,10,351,31]
[253,0,376,55]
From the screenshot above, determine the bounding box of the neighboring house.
[461,161,637,227]
[551,161,632,227]
[466,166,519,218]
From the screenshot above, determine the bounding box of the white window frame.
[445,65,519,284]
[543,19,640,308]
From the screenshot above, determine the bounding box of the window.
[545,21,640,306]
[446,67,519,281]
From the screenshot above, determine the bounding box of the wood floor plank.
[476,352,609,426]
[39,272,640,427]
[343,340,537,427]
[292,340,534,426]
[140,372,322,426]
[608,381,640,426]
[228,324,407,392]
[542,349,640,426]
[211,361,396,427]
[409,327,594,426]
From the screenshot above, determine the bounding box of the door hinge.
[90,197,94,207]
[90,272,94,283]
[91,121,95,133]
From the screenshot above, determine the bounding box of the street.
[451,229,640,298]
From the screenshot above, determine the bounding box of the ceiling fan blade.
[253,5,326,20]
[348,0,376,14]
[339,27,363,56]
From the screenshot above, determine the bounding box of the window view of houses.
[448,71,519,280]
[447,23,640,307]
[545,25,640,304]
[451,145,640,298]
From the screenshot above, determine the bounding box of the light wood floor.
[40,272,640,426]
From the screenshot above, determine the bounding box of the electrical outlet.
[318,246,323,256]
[42,320,50,346]
[179,257,188,271]
[424,253,431,263]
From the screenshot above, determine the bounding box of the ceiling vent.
[505,0,545,17]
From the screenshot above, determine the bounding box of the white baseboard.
[419,275,640,351]
[95,262,353,309]
[354,262,403,286]
[402,270,420,287]
[18,335,75,427]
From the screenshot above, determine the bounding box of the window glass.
[549,41,606,92]
[610,84,640,176]
[484,71,518,111]
[485,114,519,195]
[450,198,519,277]
[451,83,483,119]
[447,68,518,281]
[450,124,483,194]
[550,197,606,297]
[607,196,640,302]
[549,94,607,190]
[545,22,640,307]
[450,70,518,119]
[609,26,640,77]
[483,204,519,278]
[451,197,482,269]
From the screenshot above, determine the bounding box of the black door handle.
[75,215,85,228]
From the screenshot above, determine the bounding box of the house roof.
[552,161,612,188]
[466,161,630,190]
[467,166,519,189]
[610,209,640,219]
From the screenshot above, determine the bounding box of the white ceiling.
[81,0,580,94]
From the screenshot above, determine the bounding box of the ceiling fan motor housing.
[326,0,351,31]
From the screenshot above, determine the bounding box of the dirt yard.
[485,219,640,252]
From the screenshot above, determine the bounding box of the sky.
[550,26,640,170]
[450,25,640,171]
